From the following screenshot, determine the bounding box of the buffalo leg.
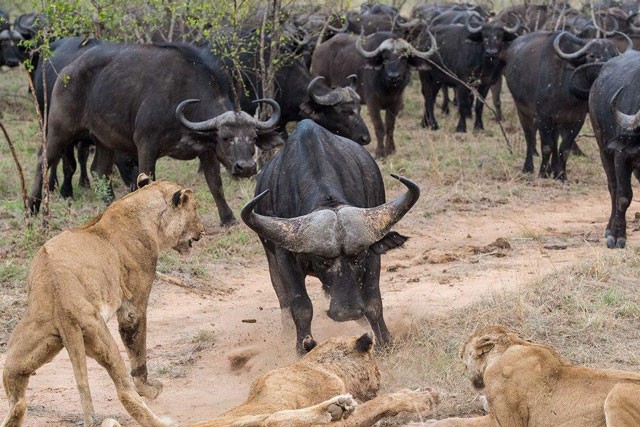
[490,76,503,122]
[441,86,450,115]
[516,108,537,174]
[78,140,93,188]
[473,85,491,131]
[28,140,69,214]
[92,145,116,204]
[538,123,558,178]
[556,125,582,182]
[368,105,387,159]
[60,143,78,199]
[419,71,440,130]
[383,100,402,156]
[609,154,633,249]
[199,151,235,225]
[361,255,391,346]
[455,86,472,133]
[599,146,618,240]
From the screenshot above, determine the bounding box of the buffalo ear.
[371,231,408,255]
[569,63,603,100]
[355,332,375,353]
[136,173,152,189]
[503,32,518,42]
[365,56,384,70]
[466,32,482,43]
[408,56,431,70]
[172,189,192,208]
[257,131,285,151]
[299,101,317,119]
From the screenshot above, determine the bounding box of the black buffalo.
[0,9,22,68]
[589,50,640,248]
[312,31,436,157]
[28,43,282,225]
[505,31,623,181]
[241,119,420,353]
[419,15,520,132]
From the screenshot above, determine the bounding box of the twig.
[156,272,192,289]
[0,121,28,214]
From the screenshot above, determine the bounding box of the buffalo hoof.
[606,235,626,249]
[455,126,467,133]
[27,197,41,216]
[133,377,163,400]
[473,123,484,131]
[298,335,317,355]
[221,218,239,228]
[80,176,91,188]
[60,185,73,199]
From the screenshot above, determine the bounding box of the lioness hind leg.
[2,319,63,427]
[262,394,356,427]
[605,383,640,426]
[83,316,170,427]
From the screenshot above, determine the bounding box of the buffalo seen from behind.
[312,31,436,158]
[241,119,420,354]
[589,50,640,249]
[28,42,282,226]
[505,31,625,181]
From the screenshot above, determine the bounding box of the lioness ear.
[355,332,374,353]
[137,173,152,189]
[475,337,495,357]
[172,189,192,207]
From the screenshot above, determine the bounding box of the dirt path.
[0,187,629,426]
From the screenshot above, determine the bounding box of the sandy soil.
[0,187,629,426]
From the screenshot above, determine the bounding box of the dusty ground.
[0,184,627,426]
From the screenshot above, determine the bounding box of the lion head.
[302,333,381,401]
[459,325,530,391]
[134,173,205,254]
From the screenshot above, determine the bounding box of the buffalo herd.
[2,0,640,377]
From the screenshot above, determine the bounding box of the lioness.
[421,325,640,427]
[109,333,439,426]
[1,174,204,427]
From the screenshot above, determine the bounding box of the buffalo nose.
[387,72,401,79]
[231,160,257,177]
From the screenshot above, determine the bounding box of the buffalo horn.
[408,32,438,59]
[253,98,281,130]
[240,190,341,257]
[347,74,358,90]
[307,76,341,106]
[628,12,640,33]
[396,18,424,28]
[553,31,598,59]
[327,15,349,33]
[613,31,634,53]
[0,29,23,40]
[465,11,484,33]
[611,87,640,131]
[356,34,384,58]
[502,12,522,33]
[339,174,420,254]
[176,99,222,132]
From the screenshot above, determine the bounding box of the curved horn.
[0,29,23,41]
[613,30,633,53]
[356,34,384,58]
[339,174,421,253]
[347,74,358,90]
[611,87,640,131]
[241,190,341,257]
[307,76,341,106]
[176,99,221,132]
[628,12,640,32]
[553,31,596,59]
[465,11,484,33]
[502,12,521,33]
[408,32,438,59]
[253,98,281,130]
[327,14,349,32]
[397,17,424,28]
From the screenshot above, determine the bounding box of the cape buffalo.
[505,31,624,181]
[589,50,640,248]
[28,43,282,225]
[311,31,436,157]
[241,119,420,353]
[0,9,22,68]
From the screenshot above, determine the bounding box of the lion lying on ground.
[1,174,204,427]
[418,325,640,427]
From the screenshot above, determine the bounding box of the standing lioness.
[1,174,204,427]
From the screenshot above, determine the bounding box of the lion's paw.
[134,377,163,399]
[326,394,357,421]
[392,388,441,414]
[100,418,122,427]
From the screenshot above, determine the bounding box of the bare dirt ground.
[0,183,627,426]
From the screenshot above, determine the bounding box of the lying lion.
[420,325,640,427]
[1,174,204,427]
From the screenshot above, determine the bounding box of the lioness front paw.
[391,388,441,414]
[134,377,163,399]
[326,394,357,421]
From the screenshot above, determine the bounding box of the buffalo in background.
[242,119,420,353]
[312,31,436,157]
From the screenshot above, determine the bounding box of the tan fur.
[1,176,204,427]
[188,334,439,427]
[423,326,640,427]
